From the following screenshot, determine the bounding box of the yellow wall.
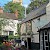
[13,0,22,5]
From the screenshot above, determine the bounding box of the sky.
[0,0,31,7]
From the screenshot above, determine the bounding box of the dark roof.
[22,4,47,23]
[38,22,50,31]
[42,22,50,29]
[0,12,18,20]
[41,22,50,29]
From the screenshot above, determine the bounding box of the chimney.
[0,7,3,13]
[14,10,18,18]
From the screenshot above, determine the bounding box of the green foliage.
[41,0,48,3]
[27,0,48,14]
[26,7,32,14]
[8,35,20,39]
[30,0,48,3]
[4,1,25,19]
[8,35,14,39]
[30,0,48,5]
[0,43,3,47]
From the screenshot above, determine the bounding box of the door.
[27,38,31,49]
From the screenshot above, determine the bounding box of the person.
[21,40,25,46]
[21,40,26,50]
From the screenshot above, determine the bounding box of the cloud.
[22,0,30,7]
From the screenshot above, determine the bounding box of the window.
[46,47,49,50]
[46,42,48,46]
[9,31,13,35]
[45,36,48,40]
[45,30,47,35]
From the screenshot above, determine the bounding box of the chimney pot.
[0,7,3,13]
[14,10,18,18]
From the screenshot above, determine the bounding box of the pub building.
[38,22,50,50]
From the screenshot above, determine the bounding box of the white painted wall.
[1,19,19,36]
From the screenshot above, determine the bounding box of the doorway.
[40,30,49,50]
[27,38,31,50]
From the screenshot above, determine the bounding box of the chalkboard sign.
[15,39,21,43]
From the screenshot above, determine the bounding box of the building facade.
[2,19,19,36]
[0,7,20,37]
[38,1,50,50]
[20,1,50,49]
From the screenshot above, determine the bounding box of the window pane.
[45,36,47,40]
[46,42,48,46]
[46,47,48,50]
[45,31,47,35]
[9,31,13,35]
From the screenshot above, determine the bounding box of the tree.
[29,0,40,9]
[30,0,48,5]
[26,6,32,14]
[41,0,48,3]
[26,0,40,14]
[30,0,48,3]
[27,0,48,14]
[4,1,25,19]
